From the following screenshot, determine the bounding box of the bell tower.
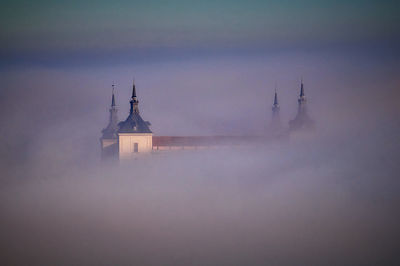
[117,80,153,159]
[100,84,119,159]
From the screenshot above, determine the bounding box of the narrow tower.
[130,80,139,114]
[269,87,283,137]
[100,84,119,159]
[118,80,153,158]
[289,80,314,131]
[272,88,280,122]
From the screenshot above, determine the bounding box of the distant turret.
[269,88,283,136]
[101,84,119,139]
[100,84,120,160]
[298,80,306,104]
[272,89,280,114]
[289,80,315,132]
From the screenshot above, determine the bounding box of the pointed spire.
[131,79,137,99]
[300,78,305,97]
[273,82,279,106]
[101,83,119,140]
[111,83,116,107]
[273,91,279,106]
[130,79,139,114]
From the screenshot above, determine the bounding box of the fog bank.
[0,54,399,265]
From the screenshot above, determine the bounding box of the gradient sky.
[1,0,399,67]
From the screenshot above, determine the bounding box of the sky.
[1,1,400,265]
[1,0,399,67]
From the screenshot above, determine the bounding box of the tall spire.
[111,83,116,107]
[118,79,152,134]
[289,79,315,131]
[269,85,281,137]
[274,92,278,106]
[298,79,306,105]
[300,78,305,97]
[101,83,119,139]
[130,79,139,114]
[273,84,279,107]
[132,79,137,99]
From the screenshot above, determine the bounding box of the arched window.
[134,143,139,152]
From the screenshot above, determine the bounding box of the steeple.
[273,89,279,109]
[132,80,137,99]
[118,80,152,134]
[269,85,282,136]
[289,79,315,131]
[298,79,306,105]
[101,84,119,139]
[111,83,116,107]
[130,79,139,114]
[300,81,304,97]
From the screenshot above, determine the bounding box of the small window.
[134,143,139,152]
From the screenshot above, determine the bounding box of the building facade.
[101,80,314,159]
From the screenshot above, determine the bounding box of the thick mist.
[0,53,400,265]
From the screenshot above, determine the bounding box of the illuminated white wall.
[118,133,153,159]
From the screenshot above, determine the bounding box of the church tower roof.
[272,83,280,112]
[118,80,152,133]
[273,90,279,108]
[300,80,305,97]
[132,80,137,99]
[268,85,282,137]
[111,84,116,107]
[298,79,306,105]
[289,79,315,131]
[101,84,119,139]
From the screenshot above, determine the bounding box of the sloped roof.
[101,88,119,139]
[118,112,152,133]
[102,123,118,139]
[117,80,152,134]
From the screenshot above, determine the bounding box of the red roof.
[152,136,263,147]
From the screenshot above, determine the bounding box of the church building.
[101,79,314,159]
[101,81,152,160]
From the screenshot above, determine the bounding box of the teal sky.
[1,0,399,66]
